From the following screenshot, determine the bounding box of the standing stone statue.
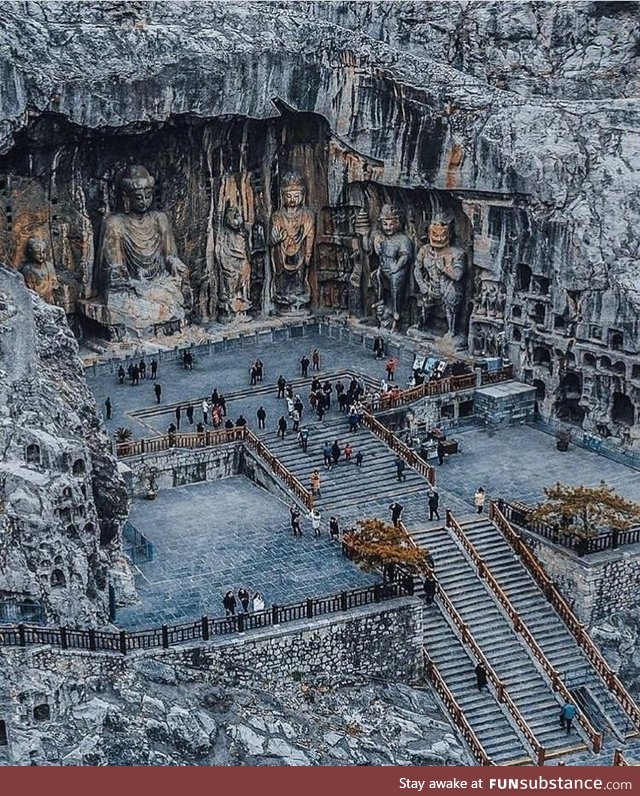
[269,171,315,311]
[20,237,59,304]
[215,206,251,319]
[414,216,466,336]
[97,165,192,334]
[357,204,414,331]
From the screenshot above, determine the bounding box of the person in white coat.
[309,508,322,537]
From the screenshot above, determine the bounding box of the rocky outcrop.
[0,2,638,440]
[0,266,135,626]
[0,645,471,766]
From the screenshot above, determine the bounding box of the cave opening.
[612,392,635,426]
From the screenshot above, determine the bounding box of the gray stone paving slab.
[117,476,377,629]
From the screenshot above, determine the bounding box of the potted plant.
[114,426,133,456]
[556,431,570,452]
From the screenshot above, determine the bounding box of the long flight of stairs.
[459,515,634,741]
[414,520,586,761]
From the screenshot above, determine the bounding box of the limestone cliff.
[0,266,135,626]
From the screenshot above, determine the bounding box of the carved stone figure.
[414,216,466,335]
[269,172,315,311]
[358,204,414,331]
[215,206,251,318]
[483,283,499,317]
[20,238,59,304]
[97,165,192,334]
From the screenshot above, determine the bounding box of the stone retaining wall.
[520,529,640,625]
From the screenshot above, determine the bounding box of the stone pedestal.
[474,381,536,426]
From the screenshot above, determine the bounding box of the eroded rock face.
[0,1,637,440]
[0,647,471,766]
[0,267,135,626]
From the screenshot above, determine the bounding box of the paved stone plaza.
[117,477,377,629]
[88,333,640,628]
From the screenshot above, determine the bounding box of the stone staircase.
[261,415,428,519]
[412,519,590,762]
[459,515,635,741]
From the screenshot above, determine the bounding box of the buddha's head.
[26,237,47,265]
[428,216,451,249]
[281,172,306,210]
[379,204,403,237]
[224,206,244,231]
[121,165,155,214]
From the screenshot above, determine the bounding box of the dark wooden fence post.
[88,628,96,652]
[340,592,348,611]
[162,625,169,649]
[119,630,127,655]
[306,598,313,619]
[373,584,381,603]
[60,627,68,650]
[140,438,145,454]
[18,624,26,647]
[272,605,279,625]
[201,616,209,641]
[612,529,619,550]
[238,613,245,632]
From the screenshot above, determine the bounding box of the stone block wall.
[0,598,422,761]
[520,530,640,625]
[125,444,239,495]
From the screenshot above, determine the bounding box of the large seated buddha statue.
[97,165,192,337]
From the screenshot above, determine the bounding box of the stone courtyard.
[87,331,640,629]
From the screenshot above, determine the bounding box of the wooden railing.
[446,509,602,754]
[423,650,495,766]
[362,364,513,413]
[395,523,544,765]
[489,500,640,737]
[116,426,246,458]
[500,500,640,555]
[242,428,314,510]
[0,580,410,654]
[360,410,436,486]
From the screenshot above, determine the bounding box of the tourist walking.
[389,501,404,528]
[323,441,333,469]
[343,442,353,463]
[309,507,322,537]
[373,335,384,360]
[277,374,286,399]
[348,407,359,433]
[474,487,486,514]
[219,394,227,416]
[223,590,237,616]
[290,504,302,537]
[252,592,265,612]
[559,702,577,734]
[331,440,341,466]
[300,355,310,378]
[138,359,146,380]
[238,587,250,613]
[257,406,266,430]
[255,359,264,382]
[277,415,287,439]
[117,366,125,385]
[312,349,320,371]
[428,489,440,521]
[355,450,364,467]
[235,414,247,428]
[423,575,436,605]
[395,456,407,482]
[167,423,177,447]
[386,357,397,381]
[175,405,181,429]
[329,515,340,542]
[286,396,295,417]
[250,363,258,386]
[292,409,300,432]
[475,663,487,692]
[131,364,140,386]
[105,397,112,420]
[202,398,209,425]
[154,383,162,404]
[298,426,309,452]
[186,404,194,425]
[150,358,158,380]
[310,469,321,497]
[437,440,446,466]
